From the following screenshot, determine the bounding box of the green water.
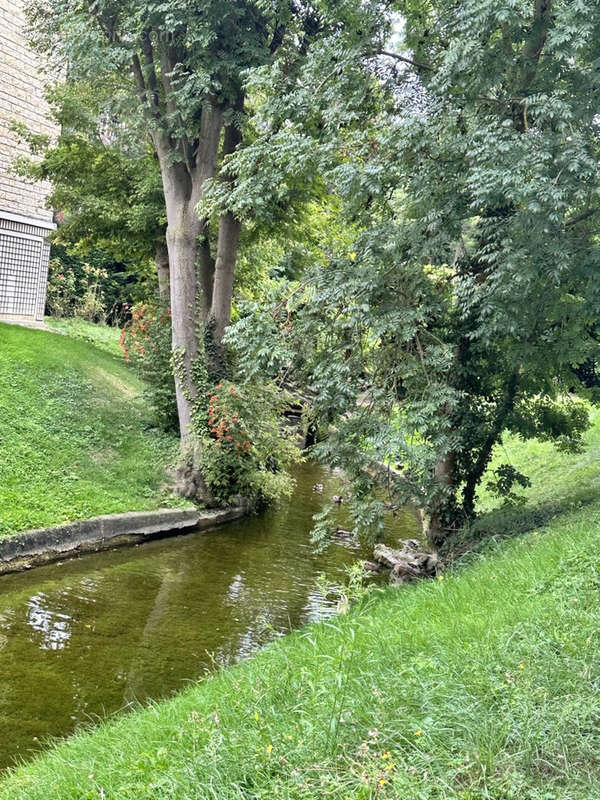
[0,463,418,770]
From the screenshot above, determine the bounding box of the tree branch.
[565,208,600,228]
[157,40,195,175]
[519,0,553,90]
[378,50,434,72]
[141,29,160,109]
[131,54,150,112]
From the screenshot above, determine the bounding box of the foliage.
[193,379,302,507]
[0,322,184,538]
[24,0,370,462]
[5,485,600,798]
[45,258,77,318]
[120,303,178,432]
[13,80,165,271]
[226,0,600,543]
[485,464,531,507]
[76,262,108,322]
[46,247,138,325]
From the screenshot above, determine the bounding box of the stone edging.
[0,506,247,576]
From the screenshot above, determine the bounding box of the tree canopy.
[23,0,600,537]
[226,0,600,542]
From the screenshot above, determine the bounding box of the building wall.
[0,0,56,323]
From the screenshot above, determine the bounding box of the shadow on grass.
[441,484,600,561]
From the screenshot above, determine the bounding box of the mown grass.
[0,321,184,537]
[44,316,123,357]
[2,491,600,797]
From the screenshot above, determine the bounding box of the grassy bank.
[44,316,123,357]
[0,321,183,537]
[2,488,600,797]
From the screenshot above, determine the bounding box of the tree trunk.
[426,450,457,547]
[207,211,242,375]
[155,238,170,303]
[205,98,244,377]
[198,235,215,319]
[155,106,223,445]
[165,202,201,442]
[462,368,520,516]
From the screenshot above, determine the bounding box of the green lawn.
[44,316,123,357]
[2,410,600,797]
[0,321,184,537]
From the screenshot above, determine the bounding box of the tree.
[226,0,600,544]
[27,0,332,501]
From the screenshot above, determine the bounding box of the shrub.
[120,303,178,431]
[193,379,302,507]
[45,259,77,318]
[75,263,108,322]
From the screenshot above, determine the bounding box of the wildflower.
[437,574,444,582]
[254,712,259,721]
[519,663,525,670]
[414,729,423,737]
[266,744,273,754]
[378,778,387,786]
[381,752,391,760]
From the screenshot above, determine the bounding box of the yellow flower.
[378,778,387,786]
[437,574,444,582]
[254,712,259,721]
[266,744,273,754]
[381,751,391,760]
[519,663,525,670]
[349,252,357,261]
[414,729,423,737]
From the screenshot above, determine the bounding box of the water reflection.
[0,462,419,770]
[26,594,72,651]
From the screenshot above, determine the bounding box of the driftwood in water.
[372,541,438,585]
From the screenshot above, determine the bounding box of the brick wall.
[0,0,57,224]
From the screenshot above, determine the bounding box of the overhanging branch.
[565,208,600,228]
[378,50,434,72]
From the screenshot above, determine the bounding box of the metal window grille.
[0,230,44,317]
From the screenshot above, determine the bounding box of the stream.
[0,462,418,771]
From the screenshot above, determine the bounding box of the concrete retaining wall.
[0,506,247,576]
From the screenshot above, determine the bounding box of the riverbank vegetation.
[0,322,183,537]
[22,0,600,540]
[2,451,600,797]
